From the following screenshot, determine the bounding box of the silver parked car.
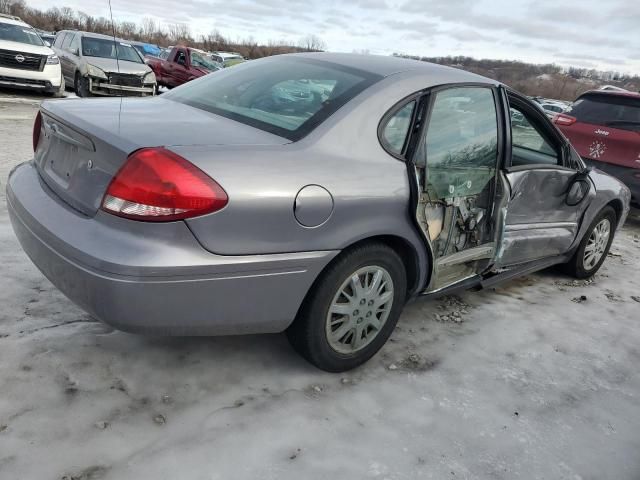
[7,53,631,372]
[52,30,156,97]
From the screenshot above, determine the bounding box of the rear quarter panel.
[179,73,449,291]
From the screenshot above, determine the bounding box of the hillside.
[395,55,640,101]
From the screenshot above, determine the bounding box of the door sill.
[480,255,569,289]
[420,274,481,299]
[417,254,569,300]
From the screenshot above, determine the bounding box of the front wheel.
[74,72,90,97]
[563,206,616,279]
[287,242,407,372]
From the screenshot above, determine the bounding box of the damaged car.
[53,30,156,97]
[7,53,631,372]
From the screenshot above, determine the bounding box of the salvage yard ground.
[0,91,639,480]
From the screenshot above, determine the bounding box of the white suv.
[0,14,64,96]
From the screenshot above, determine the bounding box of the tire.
[563,206,616,279]
[287,242,407,372]
[74,72,90,97]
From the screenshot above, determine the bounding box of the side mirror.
[566,168,593,206]
[44,40,51,47]
[72,48,79,56]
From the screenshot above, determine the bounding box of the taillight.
[33,111,42,151]
[554,113,577,126]
[101,147,228,222]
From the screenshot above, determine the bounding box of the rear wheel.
[74,72,90,97]
[287,242,407,372]
[563,206,616,279]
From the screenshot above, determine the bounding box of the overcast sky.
[29,0,640,73]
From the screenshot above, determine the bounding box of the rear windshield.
[164,57,381,140]
[82,37,143,64]
[569,94,640,132]
[0,22,44,46]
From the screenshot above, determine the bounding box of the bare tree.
[167,22,192,44]
[0,0,25,15]
[298,34,326,52]
[140,17,157,40]
[118,21,137,39]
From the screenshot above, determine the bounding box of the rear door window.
[569,94,640,132]
[417,87,498,198]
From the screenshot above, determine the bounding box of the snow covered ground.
[1,93,639,480]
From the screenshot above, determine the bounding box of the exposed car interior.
[409,87,500,290]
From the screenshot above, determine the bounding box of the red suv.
[554,90,640,203]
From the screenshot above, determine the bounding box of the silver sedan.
[7,53,630,372]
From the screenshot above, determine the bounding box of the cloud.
[26,0,640,72]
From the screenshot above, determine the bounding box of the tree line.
[395,54,640,100]
[0,0,325,58]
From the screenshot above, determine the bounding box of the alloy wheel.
[325,266,394,354]
[583,218,611,270]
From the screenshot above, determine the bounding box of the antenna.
[108,0,121,73]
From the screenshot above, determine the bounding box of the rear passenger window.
[381,101,415,155]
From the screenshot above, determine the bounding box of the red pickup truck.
[146,46,221,89]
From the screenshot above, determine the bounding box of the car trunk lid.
[35,97,289,216]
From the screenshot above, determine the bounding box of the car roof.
[0,15,30,27]
[579,89,640,100]
[58,30,131,42]
[289,52,495,84]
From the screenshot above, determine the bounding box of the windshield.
[0,23,44,46]
[81,37,143,63]
[569,94,640,132]
[191,51,220,71]
[165,57,380,140]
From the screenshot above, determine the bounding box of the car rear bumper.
[7,161,338,335]
[583,158,640,203]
